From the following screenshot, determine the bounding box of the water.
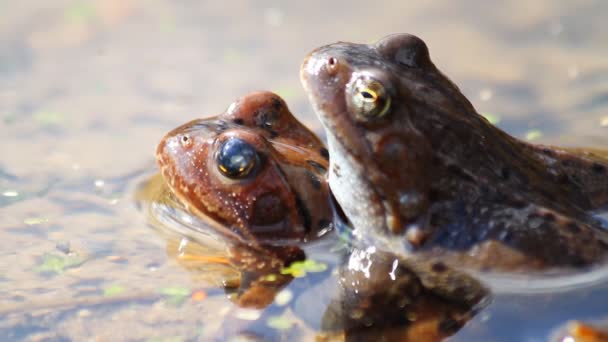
[1,0,608,340]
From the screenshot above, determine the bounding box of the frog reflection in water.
[300,33,608,270]
[154,91,487,340]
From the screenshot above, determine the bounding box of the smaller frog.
[156,91,333,307]
[300,33,608,270]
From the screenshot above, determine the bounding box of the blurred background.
[1,0,607,340]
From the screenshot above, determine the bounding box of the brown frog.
[152,91,488,340]
[156,91,333,307]
[300,33,608,270]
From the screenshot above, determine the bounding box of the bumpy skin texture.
[156,91,333,307]
[300,33,608,270]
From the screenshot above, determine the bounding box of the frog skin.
[300,33,608,270]
[156,91,333,307]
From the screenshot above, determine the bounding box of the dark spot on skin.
[438,316,463,334]
[541,212,556,222]
[307,160,327,174]
[317,218,331,229]
[294,194,312,234]
[307,171,321,190]
[233,118,244,125]
[592,162,606,174]
[271,97,283,111]
[566,222,581,233]
[507,197,527,209]
[267,130,279,139]
[556,173,570,184]
[500,167,510,180]
[251,193,286,226]
[255,109,279,129]
[320,147,330,160]
[431,261,447,273]
[568,174,581,184]
[541,148,555,156]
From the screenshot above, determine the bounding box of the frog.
[300,33,608,271]
[155,91,333,308]
[151,91,488,340]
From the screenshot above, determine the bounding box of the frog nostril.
[180,134,192,148]
[325,57,339,75]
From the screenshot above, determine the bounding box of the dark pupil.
[217,138,258,178]
[361,91,375,100]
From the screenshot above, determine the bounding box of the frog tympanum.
[300,33,608,271]
[151,91,487,340]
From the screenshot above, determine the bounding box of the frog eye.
[349,76,391,119]
[217,138,259,179]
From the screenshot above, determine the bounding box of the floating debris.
[35,253,85,274]
[191,290,207,301]
[55,241,71,254]
[24,217,48,225]
[266,315,294,330]
[525,129,543,141]
[103,284,126,297]
[3,113,16,124]
[280,259,328,277]
[260,274,278,282]
[273,289,293,306]
[2,190,19,197]
[234,308,262,321]
[33,111,64,126]
[159,286,191,306]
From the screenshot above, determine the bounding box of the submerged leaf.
[103,284,126,297]
[159,286,191,306]
[35,253,85,274]
[266,315,294,330]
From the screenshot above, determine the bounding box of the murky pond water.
[1,0,608,341]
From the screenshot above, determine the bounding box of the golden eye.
[349,76,391,119]
[217,138,259,179]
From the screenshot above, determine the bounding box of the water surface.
[1,0,608,340]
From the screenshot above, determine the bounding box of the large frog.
[151,91,488,340]
[300,33,608,271]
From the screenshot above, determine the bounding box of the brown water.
[1,1,608,341]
